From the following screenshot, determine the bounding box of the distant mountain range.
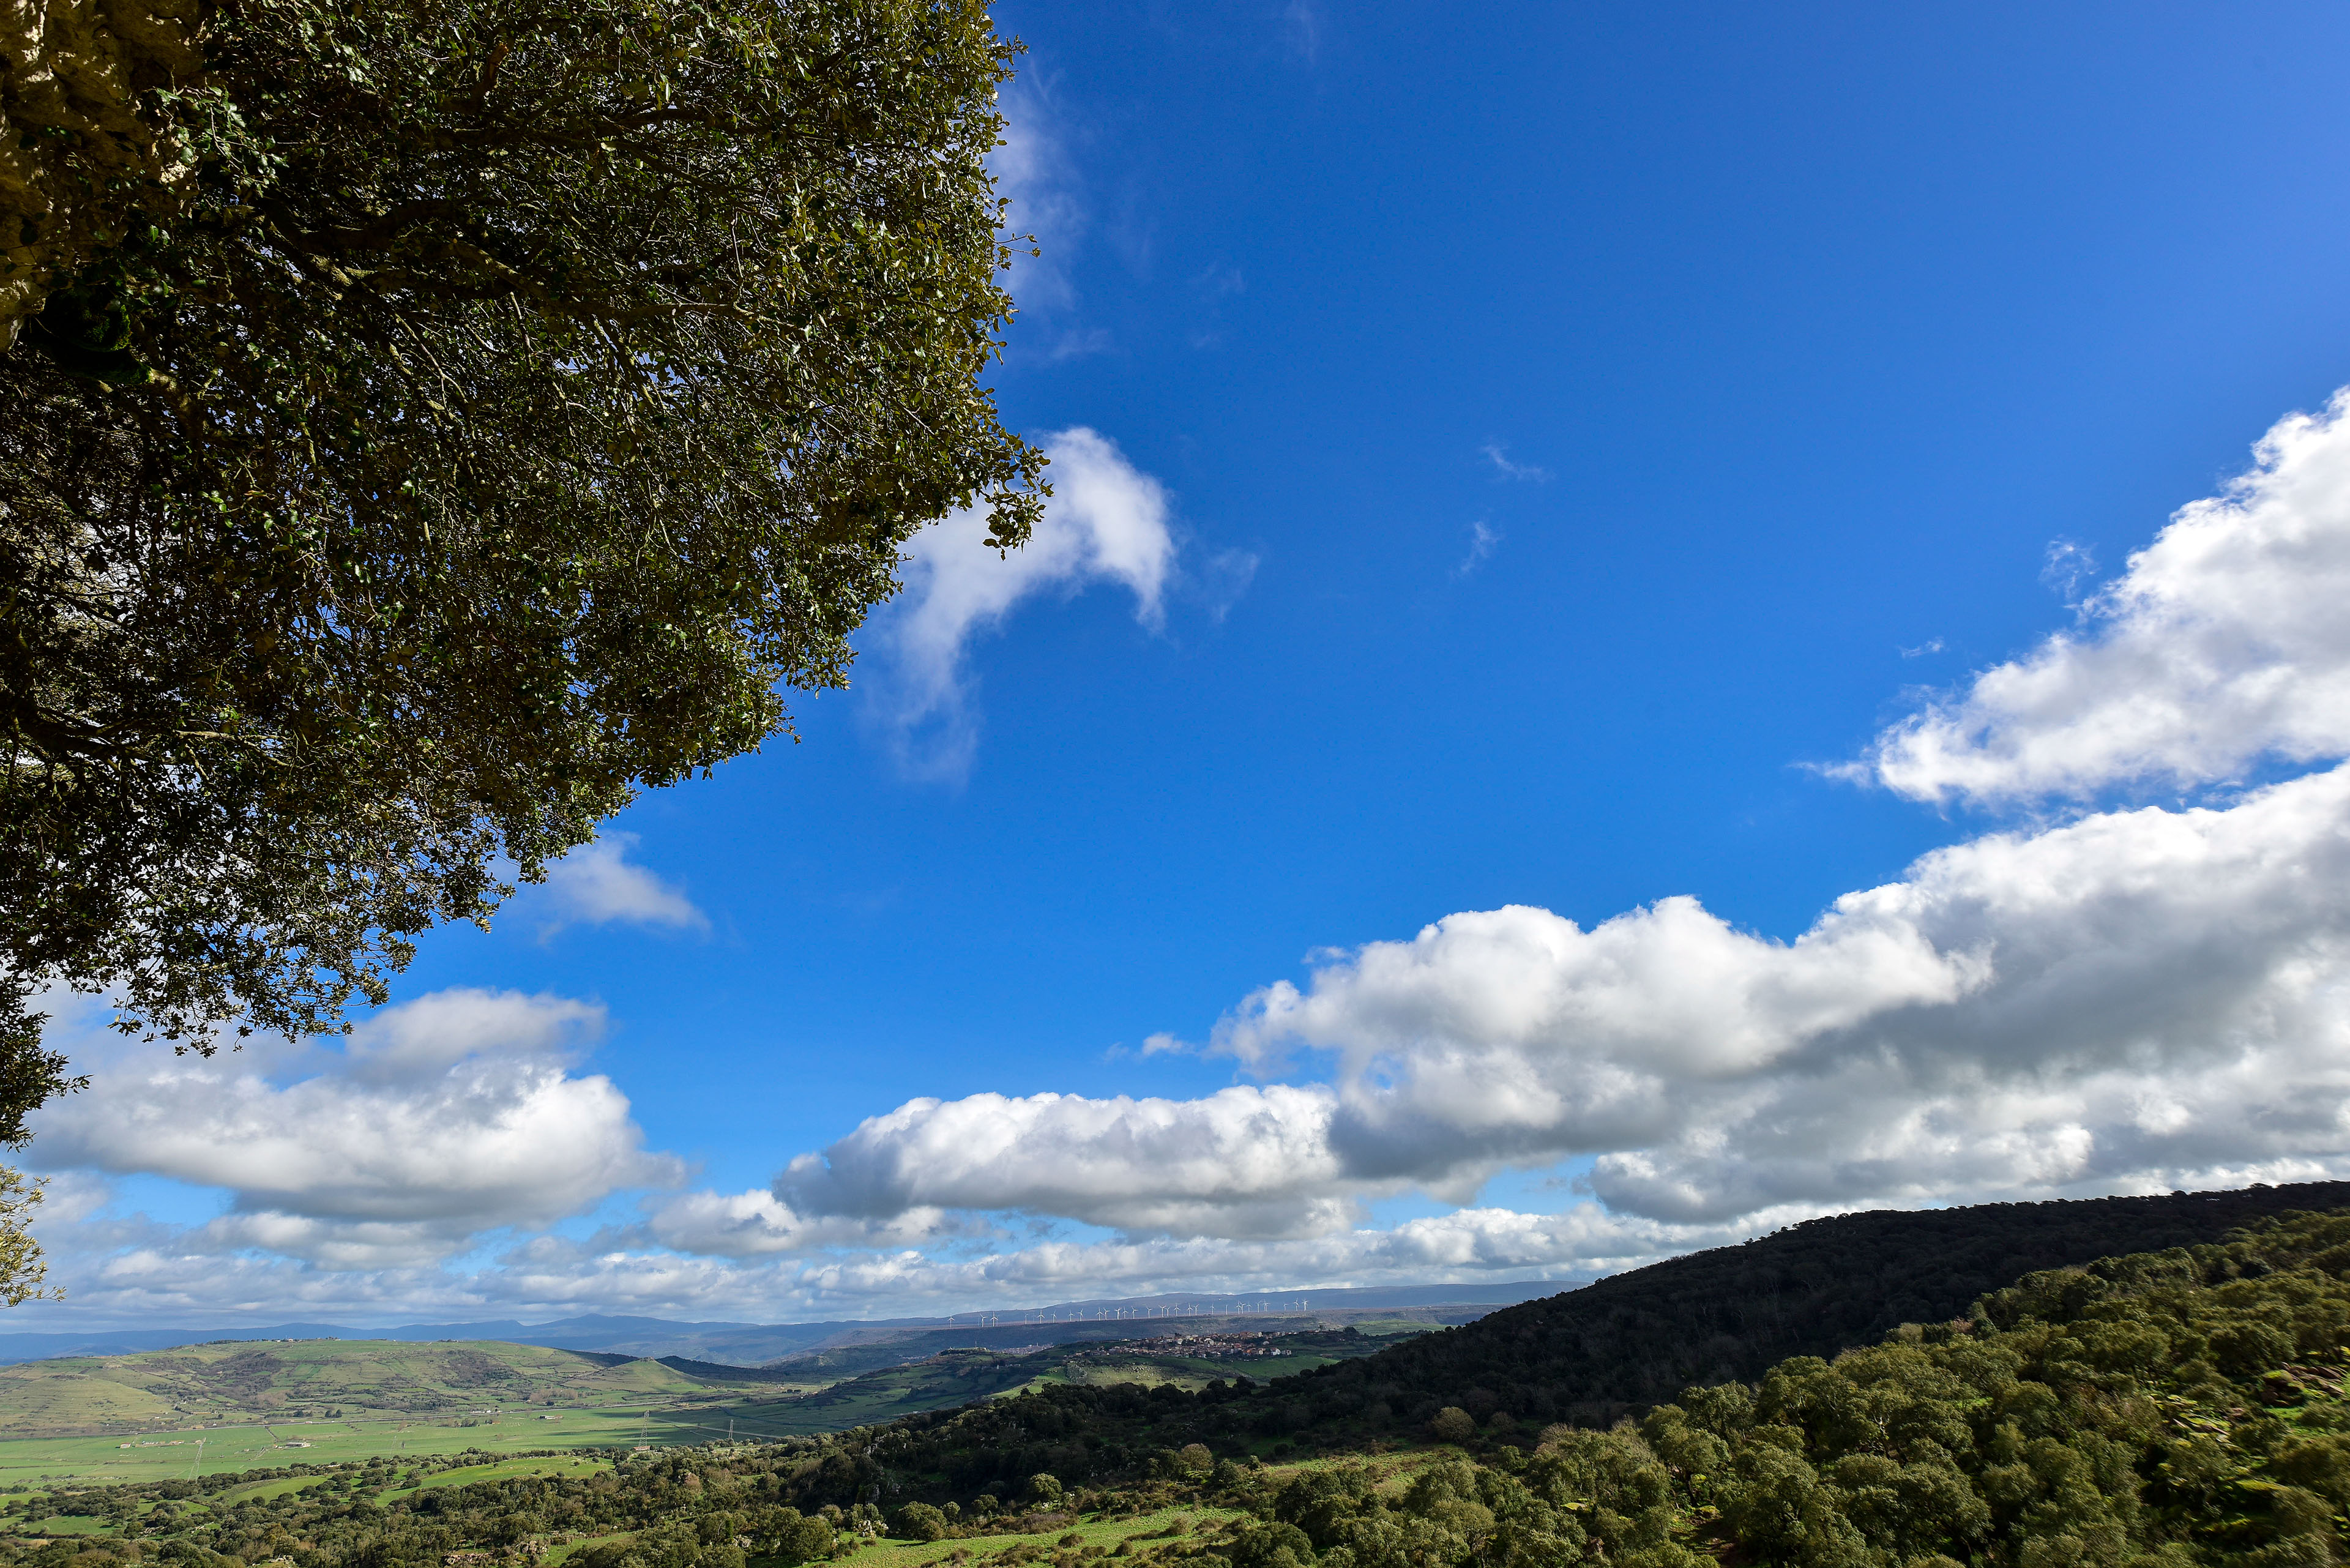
[0,1278,1570,1368]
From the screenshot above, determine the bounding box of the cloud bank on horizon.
[21,392,2350,1323]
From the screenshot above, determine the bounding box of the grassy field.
[0,1337,807,1485]
[0,1406,678,1488]
[9,1513,109,1536]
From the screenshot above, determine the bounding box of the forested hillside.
[767,1182,2350,1486]
[12,1203,2350,1568]
[1336,1182,2350,1430]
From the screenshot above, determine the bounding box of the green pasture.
[11,1515,110,1536]
[546,1531,638,1566]
[0,1404,689,1488]
[0,1372,955,1487]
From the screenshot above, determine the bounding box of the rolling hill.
[0,1339,728,1439]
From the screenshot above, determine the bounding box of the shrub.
[893,1504,949,1543]
[1428,1407,1477,1444]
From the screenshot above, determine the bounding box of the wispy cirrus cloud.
[1281,1,1324,64]
[1455,520,1501,577]
[992,77,1087,318]
[1479,442,1550,482]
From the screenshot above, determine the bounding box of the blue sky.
[21,1,2350,1326]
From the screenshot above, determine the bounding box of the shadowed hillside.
[799,1181,2350,1497]
[1310,1181,2350,1430]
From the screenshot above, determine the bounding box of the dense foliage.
[20,1204,2350,1568]
[1163,1201,2350,1568]
[0,0,204,342]
[1,0,1043,1141]
[1321,1183,2350,1431]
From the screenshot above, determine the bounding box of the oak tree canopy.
[0,0,1044,1178]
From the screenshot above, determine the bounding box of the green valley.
[0,1342,801,1484]
[0,1328,1415,1484]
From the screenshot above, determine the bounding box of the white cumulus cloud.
[28,989,681,1267]
[1231,762,2350,1220]
[1854,390,2350,805]
[777,1085,1354,1239]
[749,759,2350,1238]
